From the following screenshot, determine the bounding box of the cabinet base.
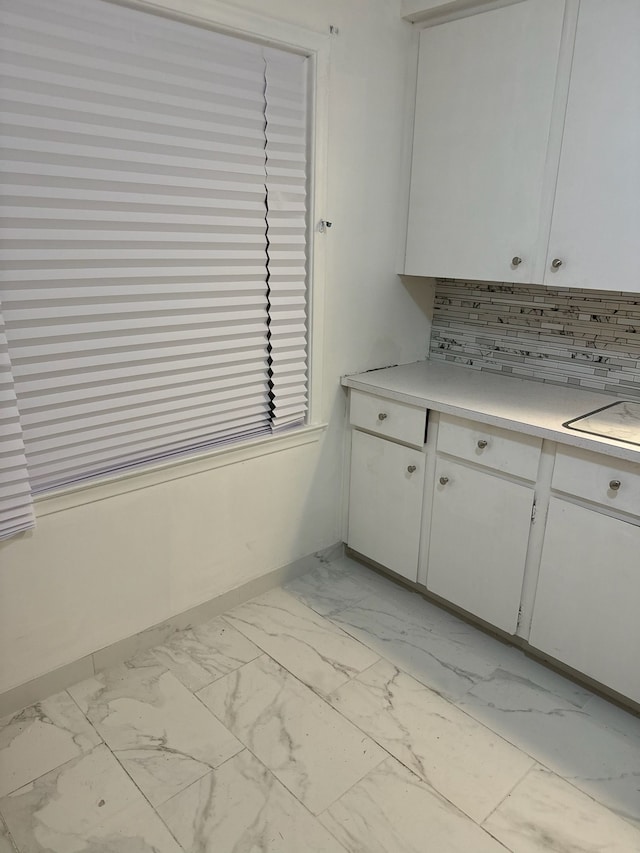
[345,545,640,717]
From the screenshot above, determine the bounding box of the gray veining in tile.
[329,659,534,822]
[2,550,637,852]
[483,765,640,852]
[330,589,504,701]
[67,659,242,806]
[0,691,101,797]
[158,750,347,853]
[149,617,260,692]
[0,815,15,853]
[458,668,640,826]
[319,757,509,853]
[285,555,394,617]
[199,655,385,814]
[0,745,182,853]
[223,587,379,696]
[566,400,640,444]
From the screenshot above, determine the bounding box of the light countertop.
[342,360,640,464]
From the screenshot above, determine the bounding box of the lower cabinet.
[347,429,425,582]
[427,457,534,634]
[529,498,640,704]
[345,388,640,705]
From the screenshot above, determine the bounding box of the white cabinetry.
[530,498,640,704]
[529,446,640,702]
[405,0,640,291]
[405,0,565,283]
[544,0,640,289]
[343,372,640,705]
[426,415,540,633]
[347,393,427,582]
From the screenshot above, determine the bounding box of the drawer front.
[552,445,640,518]
[437,413,541,481]
[349,389,426,448]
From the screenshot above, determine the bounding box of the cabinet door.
[405,0,565,282]
[530,498,640,703]
[545,1,640,289]
[348,430,425,582]
[427,458,534,633]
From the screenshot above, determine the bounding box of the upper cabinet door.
[405,0,565,283]
[545,1,640,289]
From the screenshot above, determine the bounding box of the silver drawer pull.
[609,479,621,491]
[439,476,449,486]
[407,465,417,474]
[477,439,488,449]
[377,412,388,421]
[551,258,563,269]
[511,256,522,267]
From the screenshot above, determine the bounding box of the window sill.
[35,423,328,518]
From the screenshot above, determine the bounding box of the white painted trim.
[306,43,331,426]
[395,27,421,274]
[403,0,527,27]
[0,542,341,716]
[103,0,329,51]
[35,424,327,517]
[516,439,556,640]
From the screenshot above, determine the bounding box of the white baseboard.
[0,543,343,718]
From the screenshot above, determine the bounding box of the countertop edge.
[342,370,640,465]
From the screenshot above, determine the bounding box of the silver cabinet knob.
[439,476,449,486]
[609,479,621,491]
[477,439,488,449]
[551,258,563,269]
[377,412,388,421]
[511,256,522,267]
[407,465,417,474]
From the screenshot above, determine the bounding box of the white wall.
[0,0,433,695]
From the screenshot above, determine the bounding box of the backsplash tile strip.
[430,280,640,399]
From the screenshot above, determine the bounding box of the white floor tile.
[149,617,260,692]
[199,655,385,814]
[459,668,640,826]
[329,659,534,822]
[285,555,394,616]
[330,591,501,700]
[319,757,509,853]
[0,745,182,853]
[68,659,242,806]
[223,587,379,696]
[0,691,101,797]
[158,750,347,852]
[0,815,14,853]
[483,765,640,852]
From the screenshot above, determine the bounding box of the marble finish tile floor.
[1,553,639,852]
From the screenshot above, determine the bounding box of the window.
[0,0,310,538]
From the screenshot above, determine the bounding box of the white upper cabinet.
[544,1,640,289]
[405,0,640,292]
[405,0,566,282]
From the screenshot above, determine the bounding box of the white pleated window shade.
[0,304,34,538]
[265,49,309,431]
[0,0,309,500]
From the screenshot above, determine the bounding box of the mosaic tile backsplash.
[430,279,640,399]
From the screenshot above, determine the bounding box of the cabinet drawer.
[349,389,426,448]
[552,445,640,518]
[437,414,541,481]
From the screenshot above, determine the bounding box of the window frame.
[30,0,330,515]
